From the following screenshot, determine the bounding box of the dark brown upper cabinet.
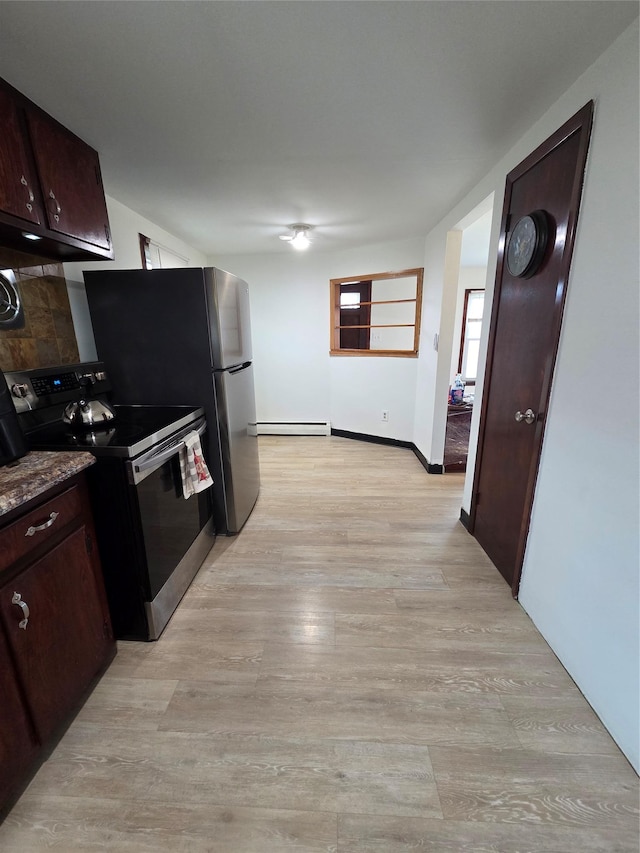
[0,78,114,261]
[0,87,42,227]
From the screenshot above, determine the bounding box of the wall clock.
[0,270,25,329]
[506,209,550,279]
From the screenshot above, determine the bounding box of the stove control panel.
[30,372,80,397]
[5,362,111,415]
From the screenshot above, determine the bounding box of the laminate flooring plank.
[337,813,639,852]
[167,607,336,646]
[107,638,264,682]
[72,677,179,731]
[428,745,639,828]
[158,680,519,747]
[179,583,400,615]
[21,727,439,819]
[393,588,515,611]
[258,642,579,695]
[335,612,551,654]
[202,559,449,589]
[0,797,337,852]
[499,695,625,754]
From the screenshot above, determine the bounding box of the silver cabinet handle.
[12,592,29,630]
[20,174,35,207]
[25,511,59,537]
[48,189,61,222]
[515,408,536,425]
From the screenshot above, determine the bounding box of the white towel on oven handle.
[179,431,213,499]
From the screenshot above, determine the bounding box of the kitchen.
[0,2,638,849]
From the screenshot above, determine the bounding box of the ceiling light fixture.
[279,223,312,250]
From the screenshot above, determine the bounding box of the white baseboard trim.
[257,422,331,436]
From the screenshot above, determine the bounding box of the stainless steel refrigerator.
[83,266,260,534]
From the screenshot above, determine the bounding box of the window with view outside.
[459,289,485,382]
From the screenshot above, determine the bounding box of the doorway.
[469,102,594,594]
[444,209,492,472]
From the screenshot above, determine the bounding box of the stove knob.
[11,383,29,398]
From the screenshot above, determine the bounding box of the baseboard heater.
[257,422,331,436]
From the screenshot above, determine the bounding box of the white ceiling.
[0,1,636,257]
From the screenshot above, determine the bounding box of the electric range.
[6,362,215,640]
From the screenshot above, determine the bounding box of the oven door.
[126,417,214,638]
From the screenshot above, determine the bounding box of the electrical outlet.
[382,410,389,422]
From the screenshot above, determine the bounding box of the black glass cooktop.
[25,405,204,459]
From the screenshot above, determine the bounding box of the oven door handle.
[129,418,207,484]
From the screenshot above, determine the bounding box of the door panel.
[26,110,111,249]
[0,623,38,807]
[0,88,41,225]
[0,526,111,742]
[471,103,593,592]
[207,268,253,368]
[216,363,260,532]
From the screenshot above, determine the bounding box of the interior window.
[458,289,485,383]
[139,234,189,269]
[330,268,423,357]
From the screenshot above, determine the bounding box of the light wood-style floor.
[1,436,638,851]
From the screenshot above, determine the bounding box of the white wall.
[417,22,639,770]
[213,236,424,439]
[413,228,463,465]
[63,195,208,360]
[207,251,333,424]
[518,23,639,773]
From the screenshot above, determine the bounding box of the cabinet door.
[0,623,38,810]
[0,524,113,743]
[26,110,111,250]
[0,88,42,225]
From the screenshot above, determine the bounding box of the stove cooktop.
[25,405,204,459]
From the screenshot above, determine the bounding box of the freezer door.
[214,362,260,532]
[205,267,253,369]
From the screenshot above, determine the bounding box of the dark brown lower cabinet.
[0,624,38,808]
[0,472,115,819]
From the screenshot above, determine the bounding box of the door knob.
[515,408,536,425]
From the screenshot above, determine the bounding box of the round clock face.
[506,210,549,279]
[0,272,24,329]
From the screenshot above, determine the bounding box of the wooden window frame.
[330,267,423,358]
[457,288,485,385]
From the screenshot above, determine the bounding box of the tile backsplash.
[0,247,80,371]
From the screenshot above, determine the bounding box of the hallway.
[1,436,637,851]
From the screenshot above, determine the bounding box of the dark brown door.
[0,525,112,742]
[339,280,372,349]
[0,623,38,809]
[0,88,42,226]
[26,109,112,250]
[470,102,593,594]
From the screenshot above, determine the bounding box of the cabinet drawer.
[0,485,82,574]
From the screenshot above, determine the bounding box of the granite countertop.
[0,451,95,518]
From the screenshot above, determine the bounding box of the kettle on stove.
[63,397,115,428]
[63,372,116,428]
